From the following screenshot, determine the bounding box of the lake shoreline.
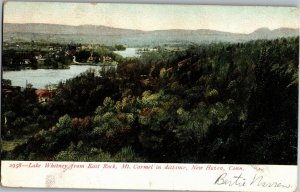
[2,48,138,89]
[2,65,113,89]
[2,63,118,72]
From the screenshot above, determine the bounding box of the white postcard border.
[1,161,297,192]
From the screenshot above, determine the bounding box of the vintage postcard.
[1,1,299,191]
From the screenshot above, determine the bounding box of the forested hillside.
[2,37,298,164]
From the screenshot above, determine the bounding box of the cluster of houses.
[3,44,64,67]
[74,52,113,64]
[4,42,115,66]
[87,54,112,63]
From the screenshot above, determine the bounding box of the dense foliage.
[2,37,298,164]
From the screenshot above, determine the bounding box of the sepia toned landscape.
[1,2,299,164]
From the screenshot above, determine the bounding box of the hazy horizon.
[4,22,299,34]
[4,2,299,34]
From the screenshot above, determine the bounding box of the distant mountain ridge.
[3,23,299,46]
[3,23,144,35]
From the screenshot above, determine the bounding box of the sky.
[3,1,299,34]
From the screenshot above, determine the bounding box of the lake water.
[113,48,139,57]
[3,65,108,89]
[3,48,137,89]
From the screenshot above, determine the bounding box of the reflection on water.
[2,65,110,89]
[113,48,139,57]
